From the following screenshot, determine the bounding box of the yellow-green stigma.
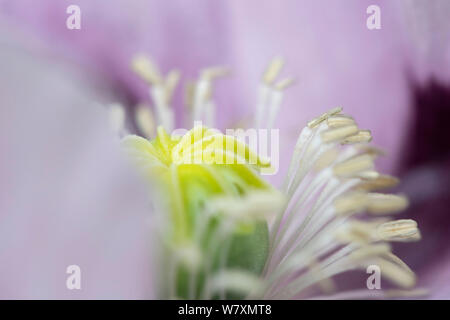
[122,125,281,299]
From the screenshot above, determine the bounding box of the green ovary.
[123,126,272,299]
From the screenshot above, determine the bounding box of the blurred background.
[0,0,450,298]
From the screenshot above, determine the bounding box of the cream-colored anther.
[263,57,284,85]
[355,170,380,180]
[165,70,180,103]
[135,105,155,139]
[274,77,295,90]
[131,55,163,85]
[307,107,343,128]
[366,193,409,214]
[327,115,355,128]
[357,145,386,157]
[333,153,374,177]
[201,66,229,81]
[327,107,343,116]
[377,219,421,242]
[184,81,195,109]
[321,125,358,143]
[373,258,416,288]
[349,244,391,262]
[314,148,339,171]
[357,174,399,191]
[334,192,367,215]
[342,130,372,144]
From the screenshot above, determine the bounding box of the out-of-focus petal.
[400,0,450,83]
[0,33,156,299]
[0,0,420,176]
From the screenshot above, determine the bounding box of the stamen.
[357,145,386,157]
[267,90,283,131]
[274,77,295,90]
[184,80,195,111]
[356,174,399,191]
[135,104,155,139]
[282,126,314,192]
[165,70,181,104]
[366,193,409,214]
[327,115,355,128]
[307,107,343,128]
[342,130,372,144]
[131,54,163,85]
[201,66,229,81]
[348,243,391,262]
[263,57,284,85]
[151,86,175,132]
[132,55,178,131]
[314,148,339,171]
[254,84,271,129]
[377,219,421,242]
[255,60,294,130]
[355,170,380,180]
[334,192,368,215]
[371,257,416,288]
[383,252,414,273]
[192,67,227,126]
[321,124,358,143]
[333,153,375,177]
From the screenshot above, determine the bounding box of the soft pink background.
[1,0,450,298]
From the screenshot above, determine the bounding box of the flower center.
[123,125,280,299]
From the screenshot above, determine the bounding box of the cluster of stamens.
[259,104,421,299]
[118,55,422,299]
